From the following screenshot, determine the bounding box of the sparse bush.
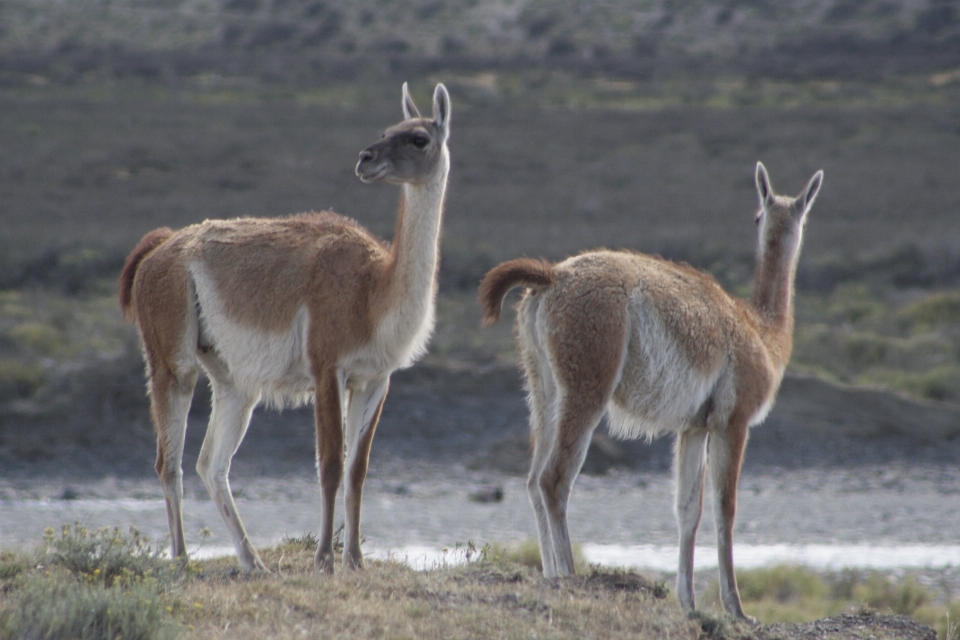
[901,291,960,334]
[0,551,27,581]
[914,600,960,640]
[480,538,588,573]
[829,567,862,599]
[735,565,828,604]
[0,525,181,640]
[860,364,960,402]
[822,283,887,326]
[278,532,319,553]
[707,566,957,630]
[792,285,960,401]
[279,527,349,556]
[0,358,44,400]
[41,523,169,588]
[704,565,839,624]
[853,574,931,616]
[8,321,61,356]
[0,575,176,640]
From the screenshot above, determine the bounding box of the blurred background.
[0,0,959,494]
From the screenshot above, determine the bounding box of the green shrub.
[0,358,44,400]
[901,291,960,333]
[277,532,319,553]
[842,332,891,371]
[852,574,930,616]
[720,566,959,629]
[823,283,887,326]
[8,321,62,356]
[860,364,960,402]
[480,539,588,573]
[0,551,27,581]
[792,283,960,400]
[734,565,828,604]
[41,523,169,588]
[0,575,176,640]
[913,600,960,640]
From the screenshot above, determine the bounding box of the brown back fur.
[191,212,388,335]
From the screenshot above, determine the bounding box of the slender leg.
[150,366,197,561]
[527,288,627,578]
[708,422,753,620]
[196,351,263,571]
[519,296,562,577]
[538,392,605,577]
[674,427,708,612]
[314,369,345,574]
[525,360,558,577]
[342,376,389,569]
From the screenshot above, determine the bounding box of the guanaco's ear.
[433,83,451,143]
[799,170,824,216]
[402,82,421,120]
[755,162,774,208]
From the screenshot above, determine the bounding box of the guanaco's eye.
[412,135,429,149]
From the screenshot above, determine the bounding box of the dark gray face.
[356,117,445,185]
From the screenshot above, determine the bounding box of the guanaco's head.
[356,82,451,185]
[754,161,823,262]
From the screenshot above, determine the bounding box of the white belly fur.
[191,264,314,408]
[606,295,721,440]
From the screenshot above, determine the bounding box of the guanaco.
[119,83,451,572]
[479,162,823,618]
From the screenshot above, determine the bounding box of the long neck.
[751,232,802,366]
[383,149,449,326]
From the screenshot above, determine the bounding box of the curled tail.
[479,258,557,326]
[118,227,174,323]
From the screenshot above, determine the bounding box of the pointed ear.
[755,161,774,207]
[402,82,421,120]
[799,170,824,215]
[432,83,451,142]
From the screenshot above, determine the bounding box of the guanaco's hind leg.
[519,298,561,577]
[342,376,389,569]
[529,290,627,577]
[195,350,264,571]
[673,427,709,611]
[536,395,606,576]
[314,369,345,574]
[150,366,197,561]
[708,421,752,620]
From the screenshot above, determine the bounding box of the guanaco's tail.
[479,258,557,326]
[118,227,174,323]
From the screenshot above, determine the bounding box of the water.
[180,542,960,574]
[3,467,958,577]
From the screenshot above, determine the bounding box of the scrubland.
[0,525,953,639]
[1,1,959,638]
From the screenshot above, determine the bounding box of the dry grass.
[2,525,952,639]
[175,543,693,640]
[1,527,699,640]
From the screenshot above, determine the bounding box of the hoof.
[315,553,335,575]
[238,549,270,573]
